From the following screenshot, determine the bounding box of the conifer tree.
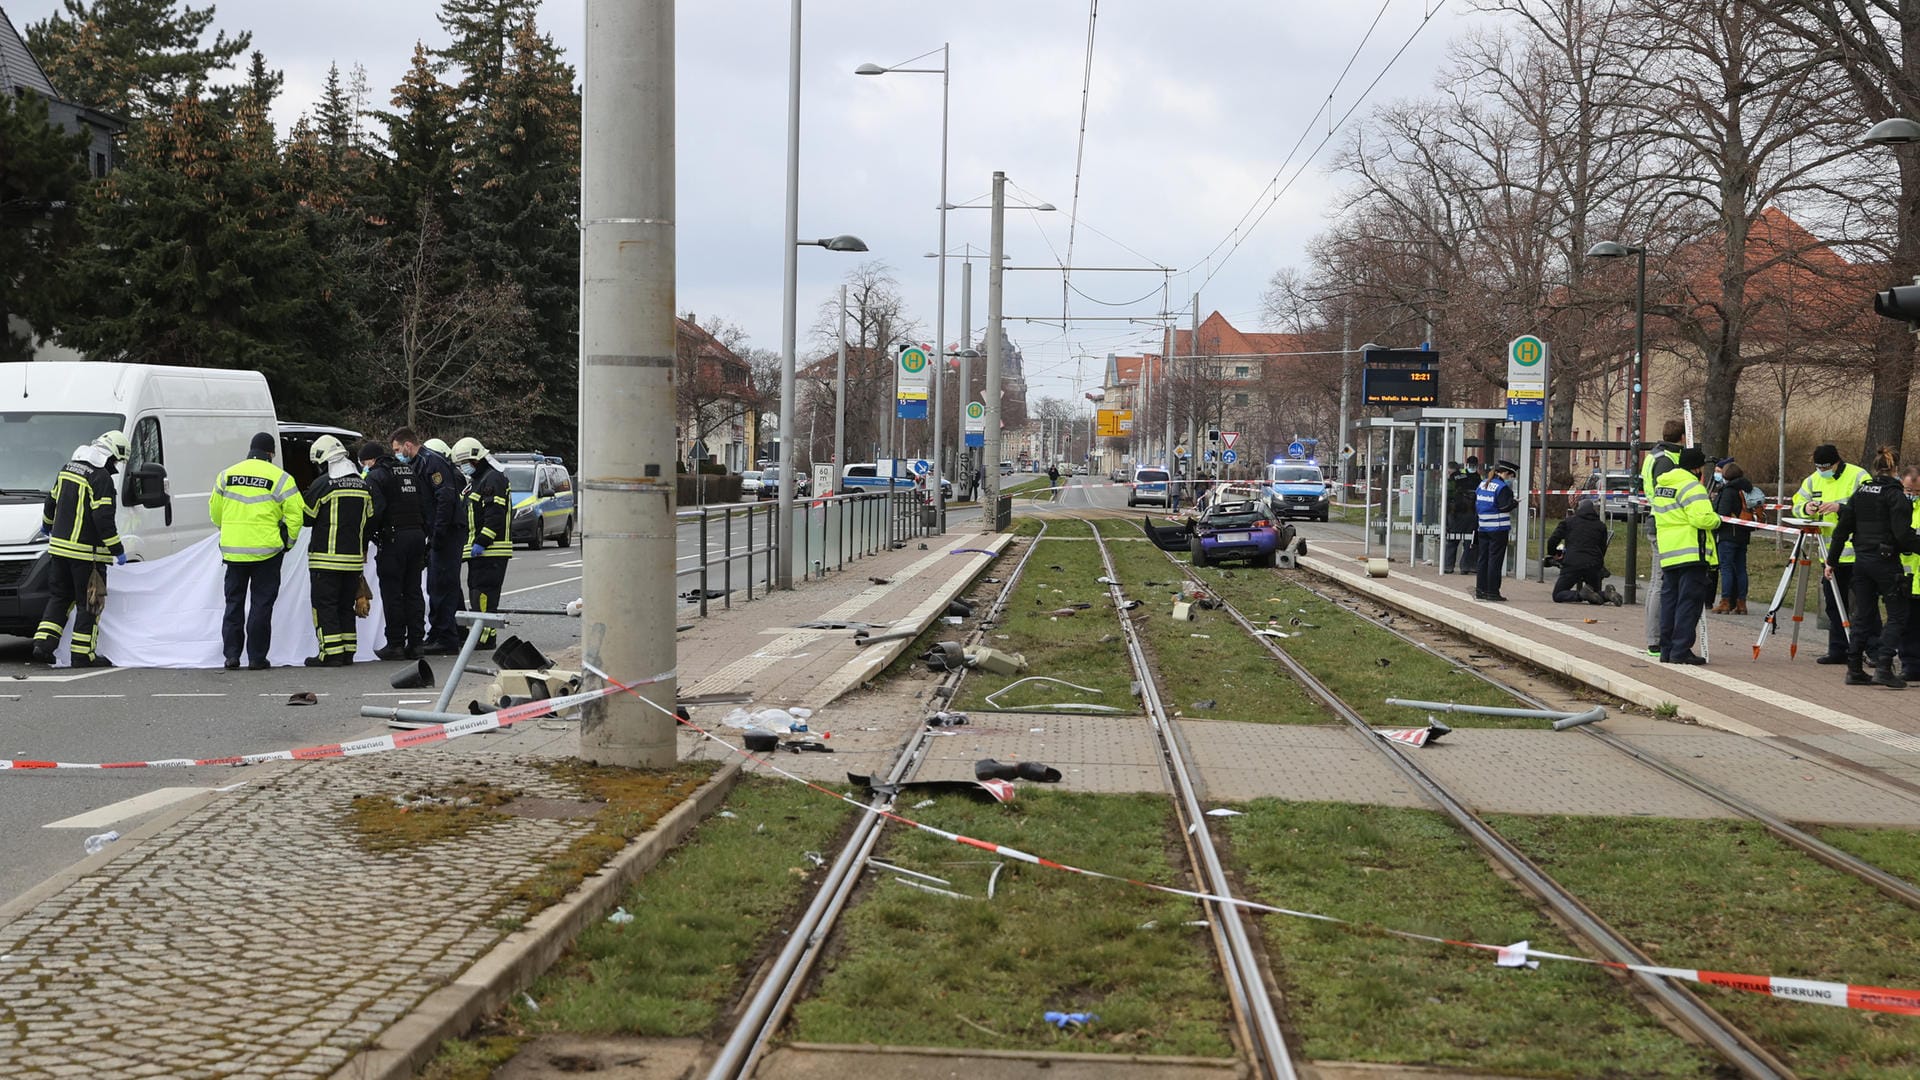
[27,0,249,118]
[0,93,90,360]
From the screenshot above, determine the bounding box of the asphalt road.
[0,498,985,906]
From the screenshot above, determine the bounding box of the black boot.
[1845,657,1874,686]
[1874,662,1907,690]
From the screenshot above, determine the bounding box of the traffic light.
[1207,428,1221,443]
[1873,284,1920,324]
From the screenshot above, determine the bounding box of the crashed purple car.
[1191,500,1284,567]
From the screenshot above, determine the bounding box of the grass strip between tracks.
[1227,800,1720,1078]
[791,789,1236,1056]
[420,777,856,1079]
[949,535,1135,712]
[1494,814,1920,1078]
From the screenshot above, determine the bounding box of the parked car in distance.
[1109,466,1129,482]
[1191,499,1283,568]
[999,460,1015,476]
[498,453,575,549]
[739,469,765,497]
[1583,469,1641,518]
[758,465,808,498]
[1127,466,1174,508]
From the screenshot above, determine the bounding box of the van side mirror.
[124,462,172,519]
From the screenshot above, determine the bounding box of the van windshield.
[1267,465,1322,484]
[0,412,123,495]
[1136,470,1169,483]
[504,466,537,492]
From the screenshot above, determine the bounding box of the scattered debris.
[606,906,635,924]
[869,859,948,885]
[1047,608,1079,618]
[869,576,892,585]
[803,851,825,868]
[849,772,1017,804]
[520,993,539,1012]
[975,758,1063,783]
[1497,940,1541,970]
[83,831,119,855]
[286,691,318,707]
[987,862,1006,900]
[1191,698,1217,709]
[926,711,970,728]
[1205,808,1245,818]
[1044,1011,1099,1029]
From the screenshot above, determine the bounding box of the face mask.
[394,450,411,464]
[1713,471,1723,483]
[1817,467,1835,479]
[459,463,476,478]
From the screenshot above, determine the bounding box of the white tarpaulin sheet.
[47,533,398,669]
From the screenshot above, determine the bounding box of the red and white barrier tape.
[583,664,1920,1017]
[0,678,654,771]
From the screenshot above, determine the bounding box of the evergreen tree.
[0,93,90,360]
[52,95,348,414]
[240,49,281,117]
[371,43,462,239]
[455,15,580,456]
[315,62,352,167]
[27,0,249,118]
[433,0,538,106]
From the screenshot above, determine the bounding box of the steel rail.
[1152,547,1795,1080]
[705,524,1050,1080]
[1091,527,1298,1080]
[1287,575,1920,911]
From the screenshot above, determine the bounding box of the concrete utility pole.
[577,0,676,767]
[1337,312,1351,490]
[1187,293,1199,490]
[773,0,803,590]
[834,284,846,489]
[959,258,973,499]
[979,171,1006,531]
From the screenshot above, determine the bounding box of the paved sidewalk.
[1301,548,1920,793]
[0,530,1006,1080]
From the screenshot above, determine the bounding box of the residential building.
[675,315,757,473]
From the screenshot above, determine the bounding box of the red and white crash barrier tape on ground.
[586,662,1920,1017]
[0,679,652,771]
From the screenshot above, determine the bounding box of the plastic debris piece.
[286,691,318,706]
[802,851,825,868]
[892,877,975,900]
[870,859,950,886]
[988,862,1006,900]
[1192,699,1217,709]
[520,993,539,1012]
[984,676,1099,708]
[1205,808,1245,817]
[565,598,584,617]
[607,906,634,924]
[717,810,738,819]
[1044,1011,1099,1029]
[1496,940,1541,969]
[83,831,120,855]
[1139,920,1158,930]
[912,799,937,809]
[1190,633,1211,639]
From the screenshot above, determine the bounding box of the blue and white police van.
[498,453,575,549]
[1264,458,1330,522]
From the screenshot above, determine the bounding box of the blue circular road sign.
[1222,449,1238,464]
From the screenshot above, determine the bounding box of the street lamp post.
[774,0,866,590]
[859,45,951,530]
[1587,239,1647,604]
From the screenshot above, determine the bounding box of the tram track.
[1135,532,1799,1080]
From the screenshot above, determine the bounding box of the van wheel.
[529,525,543,551]
[557,517,572,547]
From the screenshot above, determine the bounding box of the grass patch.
[1491,814,1920,1077]
[346,780,517,853]
[1201,572,1536,728]
[509,760,720,916]
[1098,532,1324,724]
[1810,825,1920,886]
[1228,801,1718,1077]
[418,1033,525,1080]
[791,790,1234,1056]
[951,537,1135,712]
[1004,474,1058,501]
[522,777,855,1035]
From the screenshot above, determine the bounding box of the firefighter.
[29,430,129,667]
[1474,458,1519,602]
[359,441,432,660]
[209,432,306,669]
[303,435,373,666]
[451,437,512,647]
[1794,443,1873,664]
[1650,447,1719,665]
[1827,447,1916,688]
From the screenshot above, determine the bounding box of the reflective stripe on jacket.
[42,460,123,563]
[1474,477,1511,532]
[1651,466,1719,569]
[304,474,374,572]
[464,466,513,559]
[210,458,306,562]
[1792,462,1870,563]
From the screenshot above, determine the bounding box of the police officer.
[1795,443,1875,665]
[1898,463,1920,682]
[29,430,129,667]
[1827,447,1916,689]
[1444,457,1479,574]
[210,432,306,669]
[1639,420,1686,657]
[390,428,463,653]
[451,437,512,648]
[1474,458,1518,602]
[303,435,373,666]
[1651,446,1719,665]
[360,441,433,660]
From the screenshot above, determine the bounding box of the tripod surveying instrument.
[1754,517,1852,660]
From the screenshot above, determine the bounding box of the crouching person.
[1547,498,1621,606]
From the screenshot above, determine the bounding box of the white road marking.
[151,693,225,698]
[5,667,121,684]
[54,694,124,699]
[44,787,221,829]
[504,575,581,597]
[549,559,583,569]
[258,692,329,698]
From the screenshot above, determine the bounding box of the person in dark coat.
[1710,459,1756,614]
[1444,457,1479,574]
[1546,497,1620,605]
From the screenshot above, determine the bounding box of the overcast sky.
[13,0,1494,403]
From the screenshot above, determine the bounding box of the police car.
[1263,460,1330,522]
[498,453,575,549]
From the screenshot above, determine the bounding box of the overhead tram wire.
[1184,0,1451,293]
[1063,0,1102,376]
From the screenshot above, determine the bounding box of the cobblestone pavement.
[0,735,593,1079]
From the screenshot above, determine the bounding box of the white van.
[1,363,278,638]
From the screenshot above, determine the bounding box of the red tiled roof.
[1162,312,1314,359]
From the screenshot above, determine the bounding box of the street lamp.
[775,0,867,591]
[1587,239,1647,604]
[859,46,953,529]
[1863,117,1920,145]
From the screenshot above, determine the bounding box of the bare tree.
[675,314,760,469]
[801,261,921,465]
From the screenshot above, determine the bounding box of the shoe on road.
[247,659,271,671]
[1815,654,1848,665]
[1874,667,1908,690]
[29,644,56,666]
[75,655,113,668]
[1577,583,1606,605]
[1484,594,1508,603]
[224,657,241,670]
[304,656,329,668]
[1666,653,1706,665]
[1602,584,1624,606]
[374,647,407,662]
